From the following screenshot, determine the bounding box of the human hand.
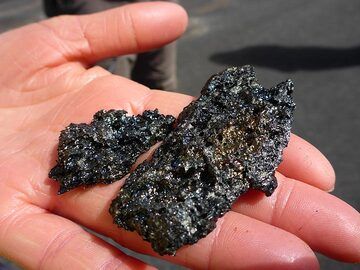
[0,2,359,269]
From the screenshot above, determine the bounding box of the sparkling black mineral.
[110,66,296,255]
[49,109,175,194]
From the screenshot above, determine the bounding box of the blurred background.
[0,0,359,269]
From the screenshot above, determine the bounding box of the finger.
[50,184,318,270]
[0,2,187,90]
[0,202,154,270]
[278,134,336,191]
[40,2,188,64]
[232,173,360,263]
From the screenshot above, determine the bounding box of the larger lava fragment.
[110,66,296,255]
[49,110,175,194]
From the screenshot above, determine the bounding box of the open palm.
[0,2,359,269]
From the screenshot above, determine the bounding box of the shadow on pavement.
[210,45,360,71]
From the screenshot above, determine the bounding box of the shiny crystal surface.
[50,109,175,194]
[110,66,295,255]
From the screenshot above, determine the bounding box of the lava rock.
[110,66,295,255]
[49,109,175,194]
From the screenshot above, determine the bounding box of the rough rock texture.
[49,110,175,194]
[110,66,295,255]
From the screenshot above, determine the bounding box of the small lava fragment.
[110,66,295,255]
[49,109,175,194]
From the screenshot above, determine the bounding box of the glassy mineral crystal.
[49,110,175,194]
[110,66,295,255]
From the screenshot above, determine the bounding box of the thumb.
[20,2,188,65]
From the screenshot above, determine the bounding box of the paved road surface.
[0,0,359,269]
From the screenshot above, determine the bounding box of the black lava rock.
[110,66,295,255]
[49,109,175,194]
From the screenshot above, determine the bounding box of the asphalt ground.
[0,0,359,269]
